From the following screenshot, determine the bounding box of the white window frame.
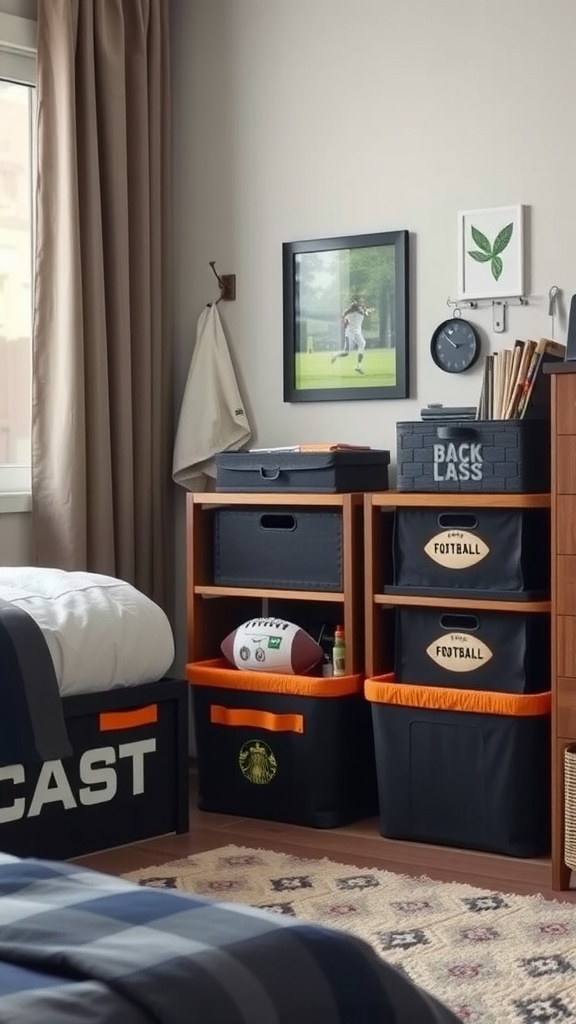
[0,12,36,510]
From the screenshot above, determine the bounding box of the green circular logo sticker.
[239,739,277,785]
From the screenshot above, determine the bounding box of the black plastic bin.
[214,507,343,591]
[188,659,377,828]
[215,449,390,493]
[388,506,550,600]
[396,419,550,493]
[395,606,549,694]
[365,675,551,857]
[0,679,190,860]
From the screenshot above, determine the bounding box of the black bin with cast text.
[388,506,549,600]
[0,679,189,860]
[395,607,550,694]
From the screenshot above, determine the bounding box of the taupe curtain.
[32,0,173,613]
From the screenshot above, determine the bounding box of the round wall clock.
[430,318,481,373]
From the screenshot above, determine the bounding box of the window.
[0,12,36,496]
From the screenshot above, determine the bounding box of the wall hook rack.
[446,295,529,334]
[209,260,236,303]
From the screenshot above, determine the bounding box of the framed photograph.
[458,205,524,301]
[283,230,409,402]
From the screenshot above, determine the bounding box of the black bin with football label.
[389,506,549,600]
[188,659,377,828]
[366,676,551,857]
[395,607,549,693]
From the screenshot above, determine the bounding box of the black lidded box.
[215,449,390,493]
[214,507,343,591]
[395,607,550,694]
[389,506,550,600]
[396,419,550,493]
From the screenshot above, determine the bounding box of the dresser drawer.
[555,374,576,435]
[557,557,576,614]
[558,616,576,677]
[557,496,576,553]
[558,678,576,737]
[556,436,576,493]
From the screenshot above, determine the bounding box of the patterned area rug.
[125,845,576,1024]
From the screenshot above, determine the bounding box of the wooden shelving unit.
[363,490,551,679]
[186,491,365,673]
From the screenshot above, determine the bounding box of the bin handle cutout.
[210,705,304,733]
[438,513,479,530]
[259,467,281,481]
[436,425,478,441]
[439,613,479,631]
[259,513,297,532]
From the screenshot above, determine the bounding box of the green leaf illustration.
[471,226,492,254]
[492,222,514,256]
[491,255,503,280]
[468,250,492,263]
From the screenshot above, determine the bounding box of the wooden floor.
[73,773,576,902]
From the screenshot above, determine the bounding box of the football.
[221,617,323,675]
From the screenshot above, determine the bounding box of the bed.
[0,568,189,860]
[0,853,459,1024]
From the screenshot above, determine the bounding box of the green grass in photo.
[295,348,397,390]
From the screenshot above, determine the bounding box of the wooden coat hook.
[209,260,236,302]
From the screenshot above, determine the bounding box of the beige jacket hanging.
[172,303,252,490]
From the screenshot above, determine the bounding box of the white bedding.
[0,567,175,696]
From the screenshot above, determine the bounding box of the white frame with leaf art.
[457,204,524,301]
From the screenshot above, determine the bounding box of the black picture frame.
[283,230,409,403]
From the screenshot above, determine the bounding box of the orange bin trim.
[187,658,363,697]
[99,704,158,732]
[364,674,551,718]
[210,705,304,733]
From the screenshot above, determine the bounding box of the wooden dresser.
[548,364,576,889]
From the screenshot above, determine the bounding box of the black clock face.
[431,319,481,373]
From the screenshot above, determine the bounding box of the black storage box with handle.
[215,449,390,493]
[396,419,550,493]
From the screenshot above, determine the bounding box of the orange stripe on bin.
[99,705,158,732]
[186,659,363,697]
[210,705,304,733]
[364,675,551,717]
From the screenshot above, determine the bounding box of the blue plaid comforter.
[0,855,459,1024]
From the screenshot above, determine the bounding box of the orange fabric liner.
[187,658,363,697]
[364,674,551,718]
[99,705,158,732]
[210,705,304,733]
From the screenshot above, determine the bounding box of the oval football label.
[424,530,489,570]
[426,632,493,672]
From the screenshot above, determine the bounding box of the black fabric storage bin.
[215,449,390,493]
[396,607,549,693]
[396,419,550,493]
[188,659,377,828]
[214,507,342,591]
[389,507,550,600]
[365,677,551,857]
[0,679,190,860]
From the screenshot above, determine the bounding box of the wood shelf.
[369,491,551,509]
[374,593,551,613]
[194,585,344,602]
[191,492,364,507]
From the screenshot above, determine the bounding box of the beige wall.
[0,510,31,563]
[170,0,576,672]
[0,0,35,18]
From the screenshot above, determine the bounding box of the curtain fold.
[32,0,173,614]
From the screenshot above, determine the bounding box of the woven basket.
[564,745,576,870]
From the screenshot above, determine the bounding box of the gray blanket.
[0,599,71,764]
[0,855,460,1024]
